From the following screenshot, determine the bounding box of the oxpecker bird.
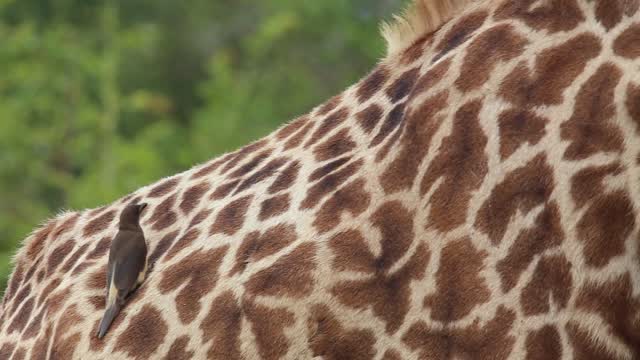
[97,203,148,339]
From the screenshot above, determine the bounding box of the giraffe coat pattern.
[1,0,640,359]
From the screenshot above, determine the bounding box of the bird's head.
[118,203,148,230]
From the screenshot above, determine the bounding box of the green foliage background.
[0,0,403,293]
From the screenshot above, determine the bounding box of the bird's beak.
[97,301,122,339]
[138,203,148,213]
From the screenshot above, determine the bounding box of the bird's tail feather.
[97,302,122,339]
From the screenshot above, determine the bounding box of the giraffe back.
[2,0,640,359]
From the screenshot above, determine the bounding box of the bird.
[97,202,148,339]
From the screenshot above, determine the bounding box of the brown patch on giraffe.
[22,256,41,285]
[614,23,640,58]
[329,229,377,273]
[357,66,390,103]
[71,258,94,275]
[86,236,111,260]
[235,157,288,194]
[309,156,351,182]
[220,139,269,175]
[498,109,548,159]
[313,128,356,161]
[37,278,62,307]
[27,220,56,257]
[381,91,448,194]
[308,304,376,360]
[149,193,178,231]
[190,156,228,180]
[114,305,168,359]
[577,190,635,267]
[331,201,428,333]
[230,223,297,276]
[305,107,350,148]
[420,99,488,232]
[119,192,134,204]
[246,242,316,298]
[455,24,528,92]
[494,0,585,32]
[189,208,212,228]
[30,322,52,360]
[561,63,623,160]
[566,322,621,360]
[370,103,405,147]
[355,104,383,134]
[51,304,82,348]
[316,95,343,116]
[12,347,26,360]
[179,182,211,214]
[44,287,70,318]
[413,57,452,95]
[521,254,572,316]
[401,36,429,65]
[574,273,640,355]
[164,228,201,261]
[526,325,562,360]
[200,291,242,360]
[371,201,415,271]
[284,121,314,150]
[166,336,194,360]
[7,298,34,334]
[375,117,406,162]
[0,343,15,360]
[244,300,295,360]
[268,160,300,194]
[313,178,371,234]
[22,305,46,340]
[210,195,253,236]
[275,115,310,140]
[425,237,490,321]
[51,333,81,360]
[382,349,402,360]
[88,205,108,218]
[46,239,75,274]
[148,177,180,198]
[497,202,564,292]
[87,296,103,310]
[387,67,419,103]
[570,163,624,209]
[500,33,602,106]
[158,246,228,324]
[209,179,240,200]
[3,261,24,303]
[595,0,627,29]
[58,240,86,273]
[433,10,488,62]
[403,306,516,359]
[627,83,640,131]
[148,230,178,269]
[36,269,45,283]
[475,153,554,244]
[9,284,31,315]
[229,150,271,179]
[87,267,106,290]
[52,213,80,239]
[258,194,291,221]
[300,159,363,210]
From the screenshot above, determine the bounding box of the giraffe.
[1,0,640,358]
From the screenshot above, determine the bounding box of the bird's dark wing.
[112,231,146,298]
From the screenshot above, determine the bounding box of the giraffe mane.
[382,0,477,56]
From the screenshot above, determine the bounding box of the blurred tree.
[0,0,403,292]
